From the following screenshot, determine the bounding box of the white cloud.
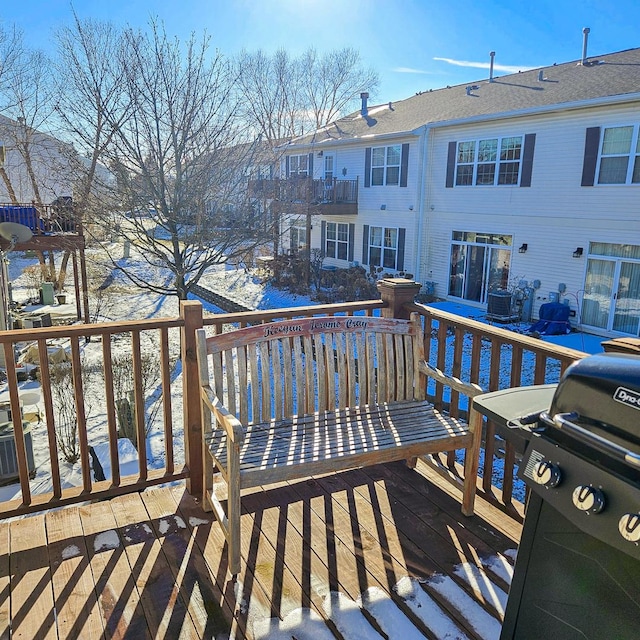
[392,66,433,75]
[434,57,536,73]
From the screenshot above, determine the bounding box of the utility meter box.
[40,282,55,305]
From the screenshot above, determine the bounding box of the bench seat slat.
[205,400,471,487]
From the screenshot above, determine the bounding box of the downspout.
[414,125,430,282]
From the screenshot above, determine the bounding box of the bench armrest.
[419,360,484,398]
[201,384,246,444]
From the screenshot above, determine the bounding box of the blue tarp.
[528,302,571,335]
[0,206,45,232]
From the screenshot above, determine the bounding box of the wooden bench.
[196,312,483,575]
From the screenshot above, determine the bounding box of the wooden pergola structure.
[0,203,90,324]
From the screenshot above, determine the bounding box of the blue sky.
[2,0,639,104]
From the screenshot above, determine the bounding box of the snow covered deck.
[0,459,520,639]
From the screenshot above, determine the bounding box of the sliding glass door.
[449,232,512,304]
[582,243,640,336]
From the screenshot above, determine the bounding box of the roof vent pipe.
[489,51,495,82]
[581,27,590,65]
[538,69,545,81]
[360,92,369,116]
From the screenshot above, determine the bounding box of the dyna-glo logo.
[613,386,640,410]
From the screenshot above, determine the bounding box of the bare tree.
[235,46,379,142]
[235,48,303,143]
[54,15,128,226]
[56,20,269,303]
[0,33,77,288]
[301,47,379,129]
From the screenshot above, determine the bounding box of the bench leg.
[462,408,483,516]
[227,442,242,576]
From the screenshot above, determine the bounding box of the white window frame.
[325,222,350,260]
[455,135,523,186]
[595,124,640,185]
[290,223,307,253]
[368,226,399,270]
[289,154,309,177]
[371,145,401,186]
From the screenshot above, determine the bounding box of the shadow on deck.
[1,460,521,639]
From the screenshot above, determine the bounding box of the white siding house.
[0,115,75,204]
[276,47,640,338]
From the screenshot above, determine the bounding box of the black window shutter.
[285,156,290,178]
[269,164,273,179]
[348,223,355,262]
[362,224,370,264]
[400,143,409,187]
[364,148,372,187]
[308,152,314,176]
[397,228,406,272]
[321,221,326,255]
[446,141,457,188]
[581,127,601,186]
[520,133,536,187]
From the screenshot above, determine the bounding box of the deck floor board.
[0,462,521,639]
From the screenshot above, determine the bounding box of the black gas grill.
[500,353,640,640]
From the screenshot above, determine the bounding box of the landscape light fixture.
[519,243,528,253]
[573,247,584,258]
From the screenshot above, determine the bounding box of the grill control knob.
[532,460,562,488]
[572,485,605,513]
[619,513,640,543]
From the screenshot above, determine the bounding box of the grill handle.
[540,411,640,470]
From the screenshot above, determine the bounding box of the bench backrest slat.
[283,338,294,417]
[247,344,261,428]
[237,346,249,426]
[199,315,423,425]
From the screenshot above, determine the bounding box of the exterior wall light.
[573,247,584,258]
[342,167,347,176]
[518,243,528,253]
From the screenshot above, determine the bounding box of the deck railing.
[248,177,358,205]
[0,202,80,235]
[407,301,587,517]
[0,285,588,526]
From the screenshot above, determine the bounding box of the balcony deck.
[1,459,521,639]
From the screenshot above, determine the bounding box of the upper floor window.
[455,136,523,186]
[325,222,350,260]
[596,125,640,185]
[371,145,401,186]
[289,154,309,177]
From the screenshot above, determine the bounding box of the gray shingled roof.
[286,48,640,147]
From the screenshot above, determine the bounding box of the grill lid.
[550,353,640,443]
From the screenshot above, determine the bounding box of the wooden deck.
[0,460,522,639]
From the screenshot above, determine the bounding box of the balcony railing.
[248,177,359,214]
[0,202,80,236]
[0,286,587,528]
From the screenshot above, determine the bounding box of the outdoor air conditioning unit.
[0,423,36,482]
[486,291,519,322]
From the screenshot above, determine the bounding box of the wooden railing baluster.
[70,336,91,493]
[160,327,174,475]
[102,333,120,487]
